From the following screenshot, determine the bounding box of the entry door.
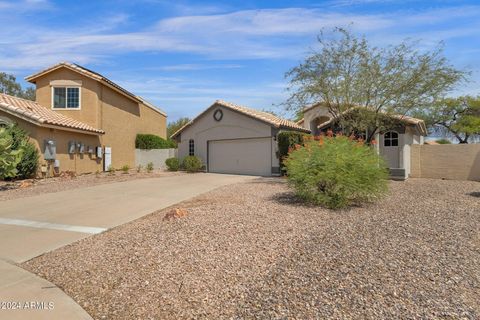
[208,138,271,176]
[381,131,399,168]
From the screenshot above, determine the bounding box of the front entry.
[381,131,399,168]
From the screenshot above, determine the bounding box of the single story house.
[299,102,428,179]
[171,100,310,176]
[0,62,167,176]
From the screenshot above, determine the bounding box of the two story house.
[0,62,167,175]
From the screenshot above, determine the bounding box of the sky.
[1,0,480,121]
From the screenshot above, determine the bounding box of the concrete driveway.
[0,173,254,319]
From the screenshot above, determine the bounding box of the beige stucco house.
[171,100,309,176]
[0,62,167,176]
[299,102,427,179]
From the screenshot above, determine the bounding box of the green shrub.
[284,135,388,209]
[136,165,142,173]
[135,134,176,149]
[107,165,115,175]
[436,138,451,144]
[182,156,202,173]
[165,157,180,171]
[146,162,154,173]
[16,142,39,179]
[277,131,306,172]
[0,128,23,179]
[121,164,130,174]
[5,124,39,179]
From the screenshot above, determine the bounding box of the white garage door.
[208,138,271,176]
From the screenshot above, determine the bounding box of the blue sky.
[1,0,480,121]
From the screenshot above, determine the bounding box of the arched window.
[189,139,194,156]
[384,131,399,147]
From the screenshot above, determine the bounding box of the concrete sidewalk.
[0,260,92,320]
[0,173,254,320]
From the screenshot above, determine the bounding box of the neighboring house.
[0,62,167,175]
[299,102,427,179]
[171,100,310,176]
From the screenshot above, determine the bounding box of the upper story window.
[53,87,80,109]
[384,131,399,147]
[189,139,194,156]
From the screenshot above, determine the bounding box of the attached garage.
[208,138,272,176]
[171,100,310,176]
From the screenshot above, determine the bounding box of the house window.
[53,87,80,109]
[384,131,399,147]
[189,139,194,156]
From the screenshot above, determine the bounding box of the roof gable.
[25,62,166,117]
[171,100,310,138]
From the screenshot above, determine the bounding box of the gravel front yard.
[0,170,183,201]
[23,178,480,319]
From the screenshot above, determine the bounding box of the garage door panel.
[208,138,271,176]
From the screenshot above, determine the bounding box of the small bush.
[284,135,388,209]
[135,134,176,149]
[182,156,202,173]
[107,165,115,175]
[136,165,142,173]
[165,157,180,171]
[121,164,130,174]
[436,138,451,144]
[146,162,154,173]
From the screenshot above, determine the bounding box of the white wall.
[135,148,177,169]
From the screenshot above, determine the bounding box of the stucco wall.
[0,110,102,176]
[177,104,277,171]
[35,68,101,128]
[32,66,167,171]
[410,144,480,181]
[135,148,177,169]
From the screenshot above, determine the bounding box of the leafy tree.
[0,72,36,101]
[285,28,467,141]
[167,117,190,138]
[0,128,23,179]
[414,96,480,143]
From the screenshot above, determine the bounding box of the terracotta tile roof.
[302,104,427,135]
[0,93,104,134]
[25,62,166,117]
[171,100,310,138]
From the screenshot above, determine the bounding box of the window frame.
[189,139,195,156]
[384,131,399,147]
[51,86,81,110]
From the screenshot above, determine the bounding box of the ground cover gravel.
[23,178,480,319]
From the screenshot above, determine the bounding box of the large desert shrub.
[5,124,39,179]
[284,135,388,209]
[0,128,23,179]
[182,156,202,173]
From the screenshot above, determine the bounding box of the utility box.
[79,143,85,154]
[104,147,112,171]
[96,146,103,158]
[68,141,76,154]
[44,139,56,160]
